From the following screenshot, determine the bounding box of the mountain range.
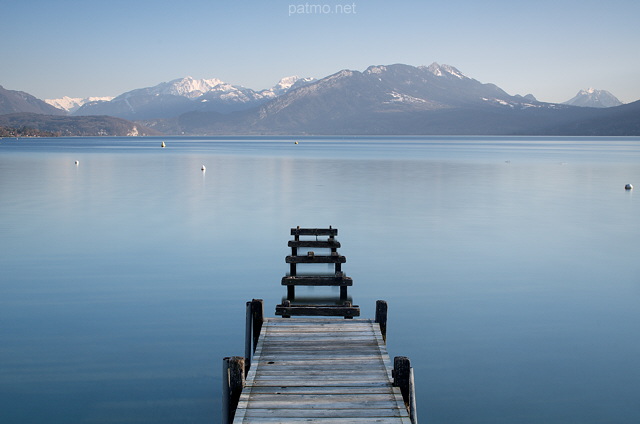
[134,63,636,135]
[67,76,315,120]
[1,63,637,136]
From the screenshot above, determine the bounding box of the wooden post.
[222,356,245,424]
[375,300,388,342]
[221,358,229,424]
[340,286,347,300]
[244,302,252,374]
[251,299,264,352]
[282,300,291,318]
[393,356,411,408]
[409,367,419,424]
[343,301,353,319]
[289,240,296,298]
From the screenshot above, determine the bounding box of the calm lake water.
[1,136,639,424]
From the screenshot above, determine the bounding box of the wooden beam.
[291,227,338,237]
[286,255,346,264]
[288,240,341,248]
[281,275,353,286]
[275,302,360,318]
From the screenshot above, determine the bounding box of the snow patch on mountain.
[482,97,515,108]
[482,97,560,110]
[45,96,113,113]
[386,91,428,104]
[366,66,388,75]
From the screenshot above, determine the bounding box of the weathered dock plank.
[232,318,411,424]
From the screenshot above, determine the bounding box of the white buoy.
[295,141,298,144]
[161,141,166,148]
[625,183,633,190]
[201,165,206,171]
[75,160,79,165]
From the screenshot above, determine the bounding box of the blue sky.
[2,0,639,103]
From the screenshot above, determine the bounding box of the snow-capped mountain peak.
[275,76,301,91]
[276,76,315,91]
[45,95,113,113]
[563,88,623,108]
[147,76,229,99]
[423,62,467,79]
[261,76,316,98]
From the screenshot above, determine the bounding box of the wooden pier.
[223,228,418,424]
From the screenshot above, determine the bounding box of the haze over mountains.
[1,63,638,136]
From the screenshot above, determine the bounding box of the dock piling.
[394,356,418,423]
[394,356,411,406]
[244,299,264,373]
[250,299,264,352]
[244,302,252,372]
[221,356,244,424]
[375,299,388,341]
[410,367,419,424]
